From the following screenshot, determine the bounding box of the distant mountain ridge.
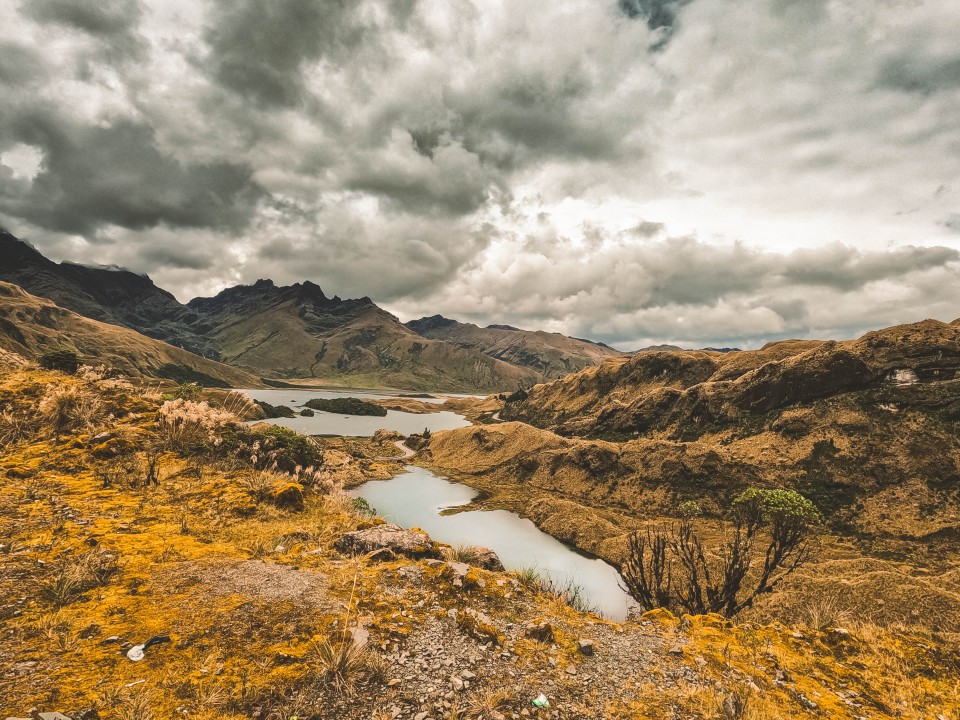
[0,230,615,391]
[406,314,623,380]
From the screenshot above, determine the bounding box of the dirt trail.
[375,439,417,461]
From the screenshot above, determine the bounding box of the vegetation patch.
[304,397,388,416]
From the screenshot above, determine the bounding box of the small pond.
[239,388,472,437]
[349,466,632,621]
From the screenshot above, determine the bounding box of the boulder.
[269,482,305,511]
[334,524,440,560]
[471,546,504,571]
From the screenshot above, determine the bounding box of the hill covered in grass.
[2,365,958,719]
[0,282,256,387]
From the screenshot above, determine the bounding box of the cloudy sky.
[1,0,959,349]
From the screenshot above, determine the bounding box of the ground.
[1,367,959,720]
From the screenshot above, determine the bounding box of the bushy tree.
[621,488,822,617]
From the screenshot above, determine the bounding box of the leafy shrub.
[504,388,528,403]
[228,424,322,473]
[39,349,80,374]
[621,488,822,617]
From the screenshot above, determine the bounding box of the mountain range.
[0,230,620,390]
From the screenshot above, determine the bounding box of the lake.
[240,388,472,437]
[349,465,633,621]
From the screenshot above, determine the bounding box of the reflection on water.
[239,388,472,437]
[349,466,631,621]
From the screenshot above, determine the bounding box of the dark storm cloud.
[618,0,693,30]
[21,0,142,37]
[138,244,215,272]
[1,111,265,235]
[2,0,958,350]
[781,245,960,290]
[204,0,362,108]
[0,42,48,86]
[345,137,497,215]
[878,55,960,94]
[20,0,145,59]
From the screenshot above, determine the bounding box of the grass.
[515,565,595,614]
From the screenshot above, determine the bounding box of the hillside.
[0,230,216,357]
[422,317,960,637]
[2,365,958,719]
[406,314,622,380]
[188,281,539,392]
[500,321,960,438]
[0,281,255,387]
[0,231,562,392]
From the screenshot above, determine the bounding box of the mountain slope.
[187,281,539,392]
[0,230,215,357]
[0,281,255,386]
[406,314,622,379]
[0,231,564,391]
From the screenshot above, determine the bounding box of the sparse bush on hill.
[38,384,104,441]
[156,398,237,453]
[38,348,80,374]
[621,488,822,618]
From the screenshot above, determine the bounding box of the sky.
[1,0,959,350]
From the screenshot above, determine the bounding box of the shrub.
[621,488,822,618]
[235,424,322,473]
[504,388,528,403]
[0,406,35,447]
[38,384,104,440]
[156,398,237,453]
[39,349,80,374]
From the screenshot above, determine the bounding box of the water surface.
[349,466,632,621]
[240,388,471,437]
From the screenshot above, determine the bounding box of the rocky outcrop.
[334,524,441,560]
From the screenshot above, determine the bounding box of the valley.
[2,233,960,719]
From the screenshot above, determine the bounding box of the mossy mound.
[304,397,388,416]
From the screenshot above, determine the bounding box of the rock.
[299,408,314,417]
[269,482,305,511]
[334,524,441,560]
[668,644,685,654]
[577,639,594,656]
[471,547,504,571]
[349,627,369,649]
[565,664,577,675]
[441,561,484,589]
[450,675,464,690]
[397,565,423,581]
[524,622,554,643]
